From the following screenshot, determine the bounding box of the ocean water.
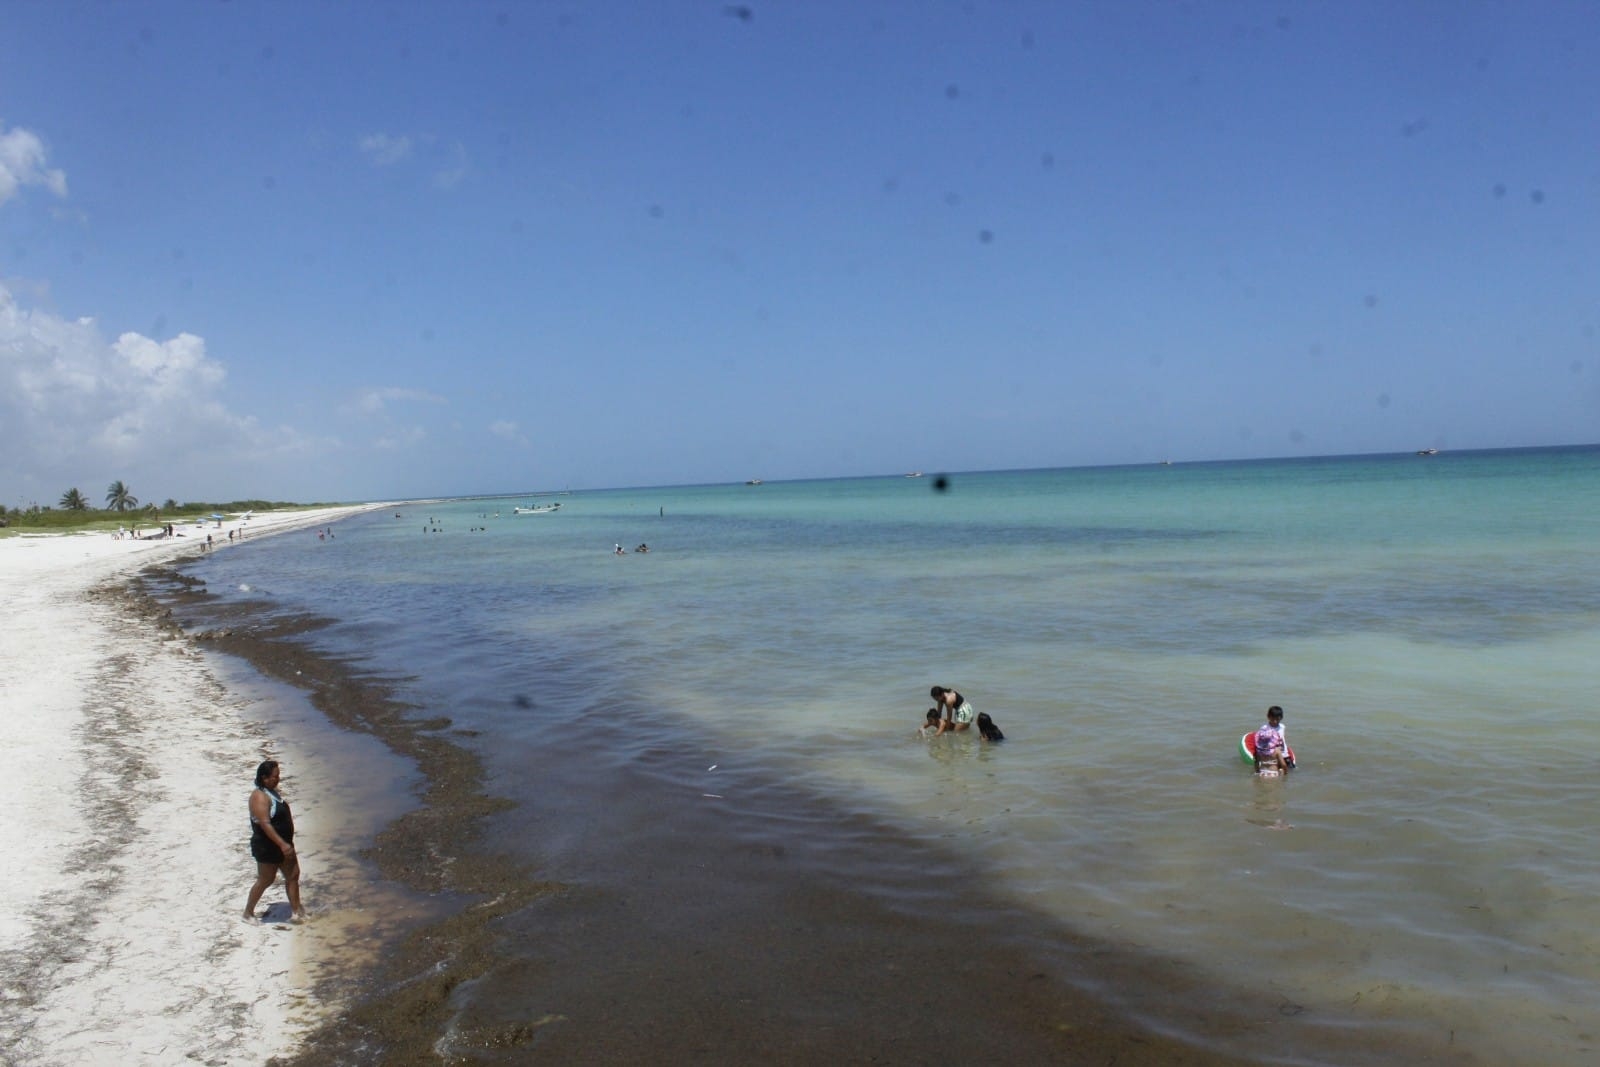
[191,447,1600,1062]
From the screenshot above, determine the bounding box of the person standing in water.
[1252,706,1292,775]
[243,759,306,922]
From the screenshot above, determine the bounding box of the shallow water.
[192,447,1600,1063]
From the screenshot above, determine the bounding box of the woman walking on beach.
[243,760,306,922]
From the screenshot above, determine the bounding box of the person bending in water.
[929,686,975,735]
[977,712,1005,742]
[1253,705,1292,775]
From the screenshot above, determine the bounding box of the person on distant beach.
[977,712,1005,742]
[243,760,306,923]
[1252,706,1291,775]
[929,686,974,735]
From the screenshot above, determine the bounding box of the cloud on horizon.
[0,283,320,503]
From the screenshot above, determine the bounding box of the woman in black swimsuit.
[243,760,306,922]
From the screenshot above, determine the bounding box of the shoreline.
[125,554,1252,1065]
[0,505,399,1065]
[119,536,1391,1066]
[127,563,559,1063]
[3,502,1476,1065]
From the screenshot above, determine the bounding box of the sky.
[2,1,1597,505]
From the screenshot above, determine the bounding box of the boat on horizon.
[745,478,763,486]
[1416,448,1439,456]
[513,502,563,514]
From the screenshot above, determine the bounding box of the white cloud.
[358,132,413,166]
[432,142,469,189]
[374,426,428,450]
[0,121,69,206]
[0,283,318,500]
[489,419,528,446]
[344,386,446,454]
[356,132,467,190]
[348,385,447,416]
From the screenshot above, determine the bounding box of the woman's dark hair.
[930,686,947,701]
[254,759,279,787]
[977,712,1004,742]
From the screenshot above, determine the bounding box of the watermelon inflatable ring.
[1240,731,1296,771]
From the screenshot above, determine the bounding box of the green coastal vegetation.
[0,480,333,536]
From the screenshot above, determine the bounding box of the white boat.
[1415,448,1439,456]
[745,479,763,486]
[513,502,563,515]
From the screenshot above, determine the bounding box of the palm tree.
[105,480,138,512]
[59,488,89,511]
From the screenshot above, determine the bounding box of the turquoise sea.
[191,446,1600,1063]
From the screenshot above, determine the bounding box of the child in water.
[920,703,1006,742]
[1253,705,1292,775]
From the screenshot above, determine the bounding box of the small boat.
[1415,448,1439,456]
[905,471,923,478]
[513,502,563,515]
[745,479,763,486]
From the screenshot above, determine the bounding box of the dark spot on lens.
[933,475,949,492]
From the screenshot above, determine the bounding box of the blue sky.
[2,1,1596,504]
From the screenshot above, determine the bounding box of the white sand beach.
[0,506,393,1066]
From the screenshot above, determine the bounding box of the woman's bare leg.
[282,855,305,919]
[244,862,279,919]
